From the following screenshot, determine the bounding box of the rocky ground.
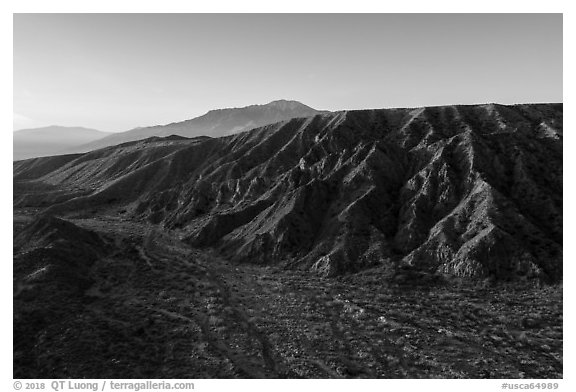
[13,213,562,379]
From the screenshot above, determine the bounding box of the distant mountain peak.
[204,99,312,113]
[265,99,313,110]
[76,100,327,153]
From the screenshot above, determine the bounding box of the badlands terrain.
[14,103,562,378]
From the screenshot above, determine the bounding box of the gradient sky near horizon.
[14,13,562,132]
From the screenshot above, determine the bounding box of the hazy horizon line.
[13,99,564,133]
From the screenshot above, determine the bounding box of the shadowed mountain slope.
[75,100,325,153]
[14,103,562,281]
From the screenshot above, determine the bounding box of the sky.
[13,13,563,132]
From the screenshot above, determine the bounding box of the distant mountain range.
[13,126,112,161]
[13,100,326,160]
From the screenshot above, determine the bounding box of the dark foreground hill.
[13,215,563,378]
[14,103,562,282]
